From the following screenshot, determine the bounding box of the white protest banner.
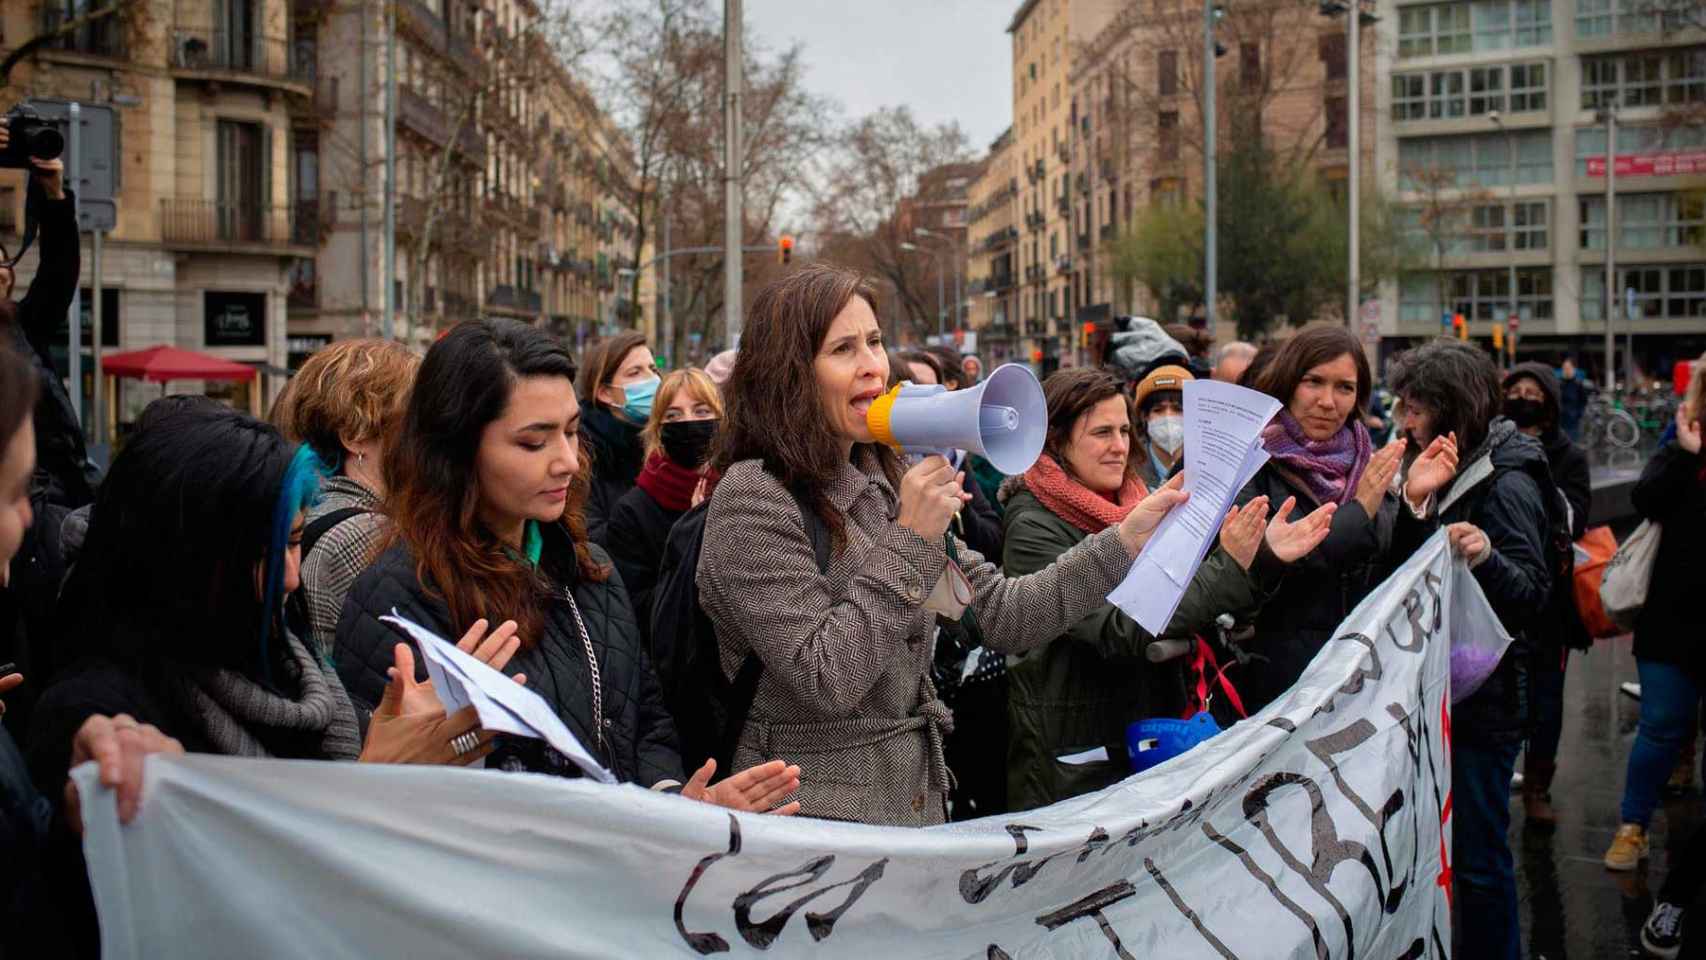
[76,533,1469,959]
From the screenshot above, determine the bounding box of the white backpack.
[1600,521,1661,631]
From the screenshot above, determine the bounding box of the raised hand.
[1355,439,1407,517]
[1218,496,1271,572]
[1264,496,1337,563]
[1404,432,1459,507]
[358,642,500,766]
[1117,472,1189,557]
[1676,405,1702,455]
[64,714,185,831]
[457,617,524,683]
[683,758,802,815]
[897,455,970,542]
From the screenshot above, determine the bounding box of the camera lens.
[26,126,64,161]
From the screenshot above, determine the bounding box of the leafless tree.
[0,0,149,90]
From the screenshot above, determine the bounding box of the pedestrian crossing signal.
[1453,313,1467,340]
[778,235,795,265]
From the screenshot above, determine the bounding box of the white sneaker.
[1622,682,1644,700]
[1640,900,1683,958]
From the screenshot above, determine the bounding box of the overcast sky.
[744,0,1015,153]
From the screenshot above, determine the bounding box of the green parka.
[1000,476,1274,811]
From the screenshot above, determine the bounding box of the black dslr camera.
[0,105,65,170]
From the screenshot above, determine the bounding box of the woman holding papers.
[27,401,518,955]
[1230,326,1414,714]
[335,319,800,813]
[1000,368,1317,810]
[697,265,1335,826]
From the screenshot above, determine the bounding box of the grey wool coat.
[697,448,1136,827]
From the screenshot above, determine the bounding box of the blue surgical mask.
[619,375,661,422]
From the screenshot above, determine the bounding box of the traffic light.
[1081,321,1095,349]
[1031,348,1044,364]
[1453,313,1467,340]
[1492,324,1505,351]
[778,234,795,265]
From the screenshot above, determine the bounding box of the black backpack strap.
[301,506,373,561]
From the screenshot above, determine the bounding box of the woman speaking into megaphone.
[697,264,1335,827]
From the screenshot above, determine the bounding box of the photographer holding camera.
[0,117,96,737]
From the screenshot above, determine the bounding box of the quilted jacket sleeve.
[333,548,448,711]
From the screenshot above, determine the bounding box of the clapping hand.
[1405,432,1460,508]
[1676,405,1702,455]
[1218,496,1271,571]
[1355,439,1407,517]
[1264,497,1337,563]
[683,758,802,815]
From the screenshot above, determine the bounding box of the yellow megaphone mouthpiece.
[866,383,904,449]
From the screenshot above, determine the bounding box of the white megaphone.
[866,362,1048,475]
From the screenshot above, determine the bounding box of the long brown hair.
[715,263,903,547]
[1041,367,1138,486]
[577,331,648,412]
[1254,325,1372,424]
[386,319,607,648]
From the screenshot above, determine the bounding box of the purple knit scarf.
[1259,410,1374,507]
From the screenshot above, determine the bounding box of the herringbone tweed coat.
[698,449,1134,826]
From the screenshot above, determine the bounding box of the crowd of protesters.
[0,144,1700,958]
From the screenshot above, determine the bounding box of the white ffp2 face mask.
[1149,415,1184,455]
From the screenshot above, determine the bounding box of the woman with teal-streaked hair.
[23,401,524,956]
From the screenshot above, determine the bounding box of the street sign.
[1508,312,1521,331]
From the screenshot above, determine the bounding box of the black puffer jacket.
[605,484,683,648]
[1390,420,1554,745]
[1503,363,1592,651]
[334,525,684,786]
[583,406,645,546]
[2,189,95,736]
[1629,442,1706,683]
[1232,463,1397,713]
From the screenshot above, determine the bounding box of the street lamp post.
[1321,0,1378,329]
[1203,0,1217,331]
[915,227,964,338]
[1490,110,1517,370]
[899,240,946,339]
[1597,102,1619,392]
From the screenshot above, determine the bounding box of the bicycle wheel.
[1606,409,1641,449]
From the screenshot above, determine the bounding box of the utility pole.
[67,102,81,423]
[1203,0,1216,330]
[722,0,743,349]
[383,0,397,341]
[1346,0,1359,329]
[1601,103,1618,392]
[359,0,370,333]
[661,180,673,366]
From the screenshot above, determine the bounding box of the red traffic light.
[778,234,795,264]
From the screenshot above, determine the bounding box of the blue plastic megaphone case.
[1125,711,1222,774]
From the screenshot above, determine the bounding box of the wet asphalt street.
[1520,633,1704,959]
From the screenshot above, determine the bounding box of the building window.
[1240,42,1261,88]
[1582,48,1704,109]
[1574,122,1706,175]
[1158,111,1179,161]
[1513,201,1548,249]
[1401,268,1554,324]
[1398,0,1550,57]
[1159,50,1178,95]
[1468,204,1508,251]
[1582,265,1706,321]
[1468,66,1505,114]
[1580,193,1706,249]
[1392,62,1547,120]
[1320,32,1346,81]
[1325,96,1348,149]
[1576,0,1661,38]
[1400,130,1552,187]
[1509,62,1547,111]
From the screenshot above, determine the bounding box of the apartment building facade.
[3,0,649,435]
[965,127,1021,363]
[1374,0,1705,373]
[1067,0,1379,349]
[1004,0,1122,371]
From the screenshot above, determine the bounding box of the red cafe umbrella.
[101,345,257,383]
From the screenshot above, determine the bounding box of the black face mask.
[660,419,719,468]
[1503,397,1547,429]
